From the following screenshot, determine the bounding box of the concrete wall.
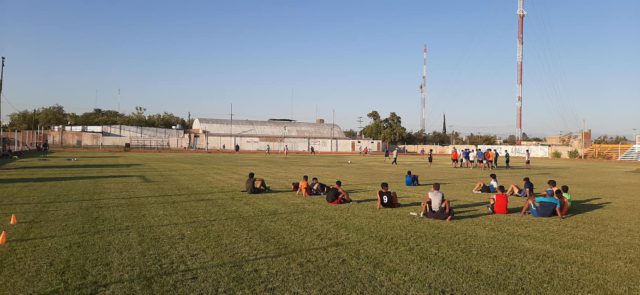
[198,135,381,152]
[1,130,47,151]
[401,144,551,158]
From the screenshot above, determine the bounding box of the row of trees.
[593,135,629,144]
[6,105,189,130]
[346,110,546,145]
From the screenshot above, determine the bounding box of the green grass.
[1,151,639,294]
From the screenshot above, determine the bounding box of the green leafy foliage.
[568,149,580,159]
[8,105,187,129]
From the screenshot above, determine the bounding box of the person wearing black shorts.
[310,177,328,195]
[377,182,399,209]
[427,149,433,167]
[421,183,454,221]
[245,172,269,194]
[326,180,352,204]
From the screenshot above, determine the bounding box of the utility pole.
[0,56,5,149]
[331,109,335,152]
[230,103,234,147]
[515,0,526,145]
[187,111,191,148]
[357,116,363,138]
[420,45,427,132]
[582,119,586,159]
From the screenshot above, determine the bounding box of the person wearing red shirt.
[451,147,459,168]
[488,185,509,214]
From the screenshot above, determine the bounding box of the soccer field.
[1,151,638,294]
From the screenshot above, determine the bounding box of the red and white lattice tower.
[516,0,526,145]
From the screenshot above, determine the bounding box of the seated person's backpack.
[291,182,300,191]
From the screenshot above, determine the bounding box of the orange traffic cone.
[10,214,17,225]
[0,231,6,245]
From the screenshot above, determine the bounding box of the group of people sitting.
[377,182,454,221]
[292,176,353,204]
[473,173,572,218]
[245,170,572,221]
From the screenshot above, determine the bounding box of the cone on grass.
[0,231,6,245]
[10,214,17,225]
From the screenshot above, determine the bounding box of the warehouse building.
[191,118,381,152]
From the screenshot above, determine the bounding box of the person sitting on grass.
[326,180,353,205]
[555,189,570,216]
[246,172,270,194]
[488,185,509,214]
[377,182,400,209]
[405,170,420,186]
[545,180,560,197]
[297,175,311,197]
[421,183,454,221]
[472,173,499,194]
[520,189,563,219]
[506,177,535,198]
[310,177,329,195]
[561,185,572,208]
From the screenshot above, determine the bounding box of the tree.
[594,135,629,144]
[8,104,188,129]
[380,112,406,143]
[428,131,450,146]
[504,135,517,145]
[8,110,37,130]
[361,111,383,140]
[37,105,67,127]
[406,130,427,144]
[467,133,497,145]
[343,129,358,139]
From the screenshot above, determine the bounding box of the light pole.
[0,57,5,150]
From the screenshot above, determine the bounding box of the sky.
[1,0,639,138]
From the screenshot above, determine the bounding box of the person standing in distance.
[391,148,398,165]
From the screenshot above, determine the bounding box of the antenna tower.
[420,45,427,132]
[516,0,526,144]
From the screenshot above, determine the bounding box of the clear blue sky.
[1,0,639,137]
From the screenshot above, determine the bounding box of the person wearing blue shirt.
[520,190,563,219]
[476,150,484,169]
[405,170,419,186]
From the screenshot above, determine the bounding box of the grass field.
[1,151,639,294]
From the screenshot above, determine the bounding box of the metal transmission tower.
[516,0,526,145]
[419,45,428,132]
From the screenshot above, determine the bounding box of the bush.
[551,150,562,158]
[567,149,580,159]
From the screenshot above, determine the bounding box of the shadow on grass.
[11,210,302,243]
[455,212,492,220]
[6,164,141,170]
[0,174,150,184]
[0,150,55,167]
[398,202,422,208]
[48,155,122,159]
[565,197,610,218]
[1,190,221,206]
[420,182,451,186]
[448,201,487,210]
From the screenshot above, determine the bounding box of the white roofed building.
[191,118,380,152]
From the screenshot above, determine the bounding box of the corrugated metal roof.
[193,118,346,138]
